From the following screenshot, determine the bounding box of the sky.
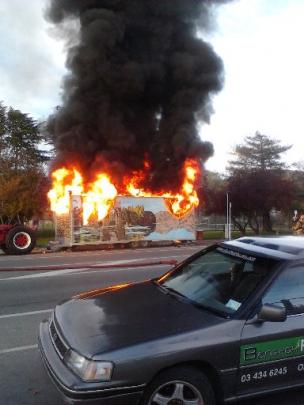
[1,0,303,173]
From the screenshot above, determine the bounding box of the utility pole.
[225,193,232,240]
[229,200,232,240]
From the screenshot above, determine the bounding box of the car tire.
[5,226,36,255]
[141,365,216,405]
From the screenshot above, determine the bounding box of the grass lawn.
[35,228,292,248]
[201,229,292,240]
[36,230,55,247]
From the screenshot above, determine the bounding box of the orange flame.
[48,159,200,222]
[126,159,200,218]
[48,168,83,215]
[83,174,117,225]
[48,169,117,225]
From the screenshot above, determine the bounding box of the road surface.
[0,245,303,405]
[0,244,202,273]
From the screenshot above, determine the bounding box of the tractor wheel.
[5,226,36,255]
[0,244,8,254]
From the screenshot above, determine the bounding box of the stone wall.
[55,213,73,246]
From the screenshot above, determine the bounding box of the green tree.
[0,171,49,222]
[203,171,251,235]
[202,171,227,217]
[227,170,294,234]
[0,104,48,170]
[0,103,50,222]
[288,163,304,220]
[227,132,293,233]
[229,132,291,172]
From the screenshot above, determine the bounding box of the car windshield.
[158,246,273,316]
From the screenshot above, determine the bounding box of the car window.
[158,247,272,316]
[263,265,304,315]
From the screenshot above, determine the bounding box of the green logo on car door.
[241,336,304,366]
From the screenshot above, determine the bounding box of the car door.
[237,262,304,397]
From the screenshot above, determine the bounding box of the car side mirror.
[256,304,287,323]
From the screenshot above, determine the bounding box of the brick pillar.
[54,192,73,247]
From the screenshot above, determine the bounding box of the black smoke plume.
[46,0,231,192]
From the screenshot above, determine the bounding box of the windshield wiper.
[191,301,229,318]
[153,280,187,299]
[152,281,229,318]
[162,285,187,299]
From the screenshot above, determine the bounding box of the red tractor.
[0,223,36,255]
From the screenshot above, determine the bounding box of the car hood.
[54,281,221,358]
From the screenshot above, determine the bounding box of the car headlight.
[64,350,113,382]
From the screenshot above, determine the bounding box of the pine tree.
[229,132,291,173]
[227,132,293,233]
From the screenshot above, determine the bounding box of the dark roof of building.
[222,236,304,261]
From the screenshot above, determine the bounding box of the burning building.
[48,162,199,246]
[46,0,231,245]
[52,194,197,247]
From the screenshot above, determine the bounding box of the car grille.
[49,319,69,359]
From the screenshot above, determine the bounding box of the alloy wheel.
[149,380,204,405]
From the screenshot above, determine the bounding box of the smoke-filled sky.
[1,0,304,173]
[45,0,232,192]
